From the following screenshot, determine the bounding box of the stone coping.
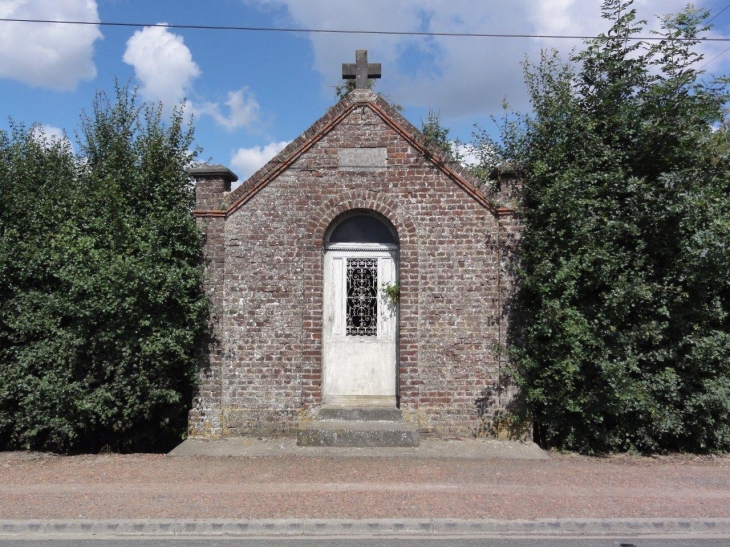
[1,518,729,538]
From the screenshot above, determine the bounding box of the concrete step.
[317,406,404,422]
[297,419,420,447]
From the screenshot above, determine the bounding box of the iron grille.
[346,258,378,336]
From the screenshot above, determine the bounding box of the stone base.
[297,407,420,447]
[297,420,420,447]
[317,406,404,421]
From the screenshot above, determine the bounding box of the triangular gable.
[201,89,507,218]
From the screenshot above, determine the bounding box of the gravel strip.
[1,447,728,521]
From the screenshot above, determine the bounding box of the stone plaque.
[338,148,387,171]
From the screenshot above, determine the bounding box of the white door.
[323,243,398,407]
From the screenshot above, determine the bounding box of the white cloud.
[454,143,479,167]
[38,124,66,142]
[231,140,289,181]
[30,124,73,151]
[123,27,263,131]
[0,0,102,90]
[246,0,728,118]
[123,24,201,107]
[194,87,260,131]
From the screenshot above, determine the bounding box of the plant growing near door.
[382,281,400,304]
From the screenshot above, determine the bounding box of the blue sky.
[1,0,729,184]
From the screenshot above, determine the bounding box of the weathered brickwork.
[187,166,236,437]
[190,89,522,438]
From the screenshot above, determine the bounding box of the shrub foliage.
[0,86,208,453]
[496,0,730,453]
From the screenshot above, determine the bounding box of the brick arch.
[306,190,417,248]
[323,208,399,246]
[300,190,420,408]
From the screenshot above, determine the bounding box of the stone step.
[317,406,404,422]
[297,419,420,447]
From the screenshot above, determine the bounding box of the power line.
[2,17,730,42]
[690,4,730,70]
[699,44,730,70]
[707,3,730,24]
[697,4,730,72]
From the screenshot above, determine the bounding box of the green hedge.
[490,1,730,453]
[0,85,208,453]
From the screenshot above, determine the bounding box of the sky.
[1,0,729,184]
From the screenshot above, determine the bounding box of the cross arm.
[342,63,382,80]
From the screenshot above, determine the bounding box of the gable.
[197,89,508,219]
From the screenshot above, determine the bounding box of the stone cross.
[342,50,381,90]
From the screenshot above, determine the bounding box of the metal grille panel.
[346,258,377,336]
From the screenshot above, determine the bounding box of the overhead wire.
[1,17,730,42]
[706,3,730,25]
[699,44,730,70]
[698,3,730,69]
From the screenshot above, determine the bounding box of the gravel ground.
[1,447,729,520]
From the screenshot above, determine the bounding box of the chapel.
[188,51,522,446]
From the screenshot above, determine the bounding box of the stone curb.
[1,518,730,537]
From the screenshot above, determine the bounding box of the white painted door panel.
[323,245,397,407]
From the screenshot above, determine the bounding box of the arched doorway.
[322,211,399,407]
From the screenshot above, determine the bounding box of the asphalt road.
[2,538,730,547]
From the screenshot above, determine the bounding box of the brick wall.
[191,91,522,438]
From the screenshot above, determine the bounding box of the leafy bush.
[0,85,208,453]
[492,1,730,453]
